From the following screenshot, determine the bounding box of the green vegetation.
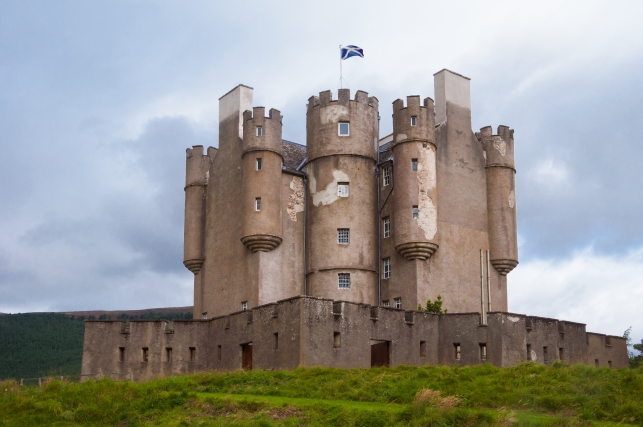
[624,327,643,368]
[418,294,447,314]
[0,312,192,380]
[2,363,642,426]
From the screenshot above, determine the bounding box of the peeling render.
[508,190,515,208]
[493,136,506,156]
[308,170,351,207]
[320,105,348,124]
[417,144,437,240]
[396,133,407,143]
[287,176,304,221]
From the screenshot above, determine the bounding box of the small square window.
[165,347,172,362]
[142,347,149,362]
[337,229,350,244]
[454,343,461,360]
[480,343,487,361]
[256,158,262,170]
[241,301,248,311]
[334,331,341,348]
[394,297,402,309]
[383,258,391,279]
[420,341,427,357]
[412,206,419,219]
[337,183,349,197]
[118,347,125,362]
[411,159,418,171]
[338,122,350,136]
[202,312,208,319]
[256,126,262,136]
[411,116,417,126]
[383,300,390,307]
[255,198,261,211]
[383,167,391,186]
[189,347,196,362]
[338,273,350,289]
[383,217,390,238]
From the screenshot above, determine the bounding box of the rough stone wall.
[587,333,629,368]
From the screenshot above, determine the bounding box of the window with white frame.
[241,301,248,311]
[256,126,263,136]
[337,182,349,197]
[337,228,350,244]
[383,166,391,186]
[338,273,350,289]
[394,297,402,309]
[383,258,391,279]
[411,158,418,171]
[383,217,390,238]
[338,122,350,136]
[411,116,417,126]
[256,158,262,170]
[412,206,418,219]
[255,198,261,211]
[383,300,390,307]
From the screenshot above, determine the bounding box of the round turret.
[391,96,439,260]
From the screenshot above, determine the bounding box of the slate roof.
[282,139,306,173]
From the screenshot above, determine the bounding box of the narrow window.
[543,346,549,363]
[165,347,172,362]
[559,348,564,361]
[454,344,461,360]
[255,198,261,211]
[256,158,262,170]
[411,116,417,126]
[256,126,262,136]
[337,182,349,197]
[338,122,350,136]
[480,343,487,361]
[118,347,125,362]
[338,273,350,289]
[383,217,390,238]
[526,344,532,361]
[142,347,149,362]
[217,345,222,361]
[383,166,391,186]
[334,332,341,348]
[595,359,599,367]
[337,229,350,244]
[411,158,418,171]
[202,312,208,319]
[608,360,612,368]
[241,301,248,311]
[274,333,279,350]
[189,347,196,362]
[383,300,390,307]
[420,341,427,357]
[412,206,419,219]
[394,297,402,309]
[383,258,391,279]
[606,336,612,346]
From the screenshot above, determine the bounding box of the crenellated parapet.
[242,107,283,158]
[391,96,436,148]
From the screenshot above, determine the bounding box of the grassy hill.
[1,363,642,426]
[0,309,192,380]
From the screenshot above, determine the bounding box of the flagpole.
[339,45,342,89]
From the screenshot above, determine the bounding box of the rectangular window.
[241,301,248,311]
[394,297,402,309]
[256,126,262,136]
[334,332,341,348]
[189,347,196,362]
[412,206,419,219]
[411,116,417,126]
[217,345,222,361]
[142,347,149,362]
[255,198,261,211]
[480,343,487,361]
[454,343,461,360]
[338,122,350,136]
[543,346,549,363]
[383,300,390,307]
[383,166,391,186]
[202,312,208,319]
[420,341,427,357]
[274,333,279,350]
[608,360,612,368]
[338,273,350,289]
[165,347,172,362]
[527,344,532,361]
[411,158,418,171]
[383,258,391,279]
[559,348,564,361]
[118,347,125,362]
[337,182,349,197]
[337,228,350,244]
[383,217,390,238]
[595,359,599,367]
[256,158,262,170]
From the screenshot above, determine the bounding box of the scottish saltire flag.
[341,45,364,60]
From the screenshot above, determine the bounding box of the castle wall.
[586,333,629,368]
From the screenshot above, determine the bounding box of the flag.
[340,45,364,60]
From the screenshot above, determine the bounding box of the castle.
[81,70,627,380]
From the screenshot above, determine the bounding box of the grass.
[1,362,642,426]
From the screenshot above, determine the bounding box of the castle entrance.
[242,343,253,371]
[370,341,390,367]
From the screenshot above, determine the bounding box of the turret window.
[394,297,402,309]
[412,206,419,219]
[411,116,417,126]
[242,301,248,311]
[337,183,349,197]
[338,122,350,136]
[255,198,261,211]
[256,158,262,170]
[411,158,418,171]
[383,258,391,279]
[338,273,350,289]
[383,166,391,186]
[256,126,263,136]
[383,300,390,307]
[337,228,350,244]
[383,217,390,238]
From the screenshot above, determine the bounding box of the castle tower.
[240,107,283,252]
[479,125,518,275]
[304,89,379,304]
[391,96,439,260]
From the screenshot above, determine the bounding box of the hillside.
[0,308,193,380]
[1,364,642,426]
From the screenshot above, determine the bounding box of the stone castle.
[81,70,627,380]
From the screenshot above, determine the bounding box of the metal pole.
[480,250,486,325]
[486,250,492,313]
[339,45,343,89]
[376,114,381,306]
[303,172,308,296]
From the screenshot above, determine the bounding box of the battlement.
[242,107,282,124]
[392,95,434,111]
[392,95,436,147]
[185,145,215,188]
[307,89,378,110]
[242,106,283,156]
[477,125,515,169]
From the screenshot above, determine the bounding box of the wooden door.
[242,343,253,371]
[371,341,389,367]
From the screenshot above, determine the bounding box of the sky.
[1,0,642,347]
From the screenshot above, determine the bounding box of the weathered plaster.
[287,176,304,221]
[417,144,438,240]
[320,104,349,124]
[508,190,515,208]
[493,137,506,156]
[308,170,351,207]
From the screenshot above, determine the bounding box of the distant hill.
[0,307,193,380]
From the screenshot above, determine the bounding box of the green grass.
[1,363,642,426]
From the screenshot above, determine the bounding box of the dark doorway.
[242,343,253,371]
[371,341,389,367]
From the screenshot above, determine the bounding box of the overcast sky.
[1,0,642,345]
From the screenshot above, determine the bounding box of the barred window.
[412,206,418,219]
[383,166,391,186]
[337,229,350,244]
[255,198,261,211]
[337,183,349,197]
[338,273,350,289]
[241,301,248,311]
[383,217,390,238]
[383,258,391,279]
[256,126,263,136]
[411,158,418,171]
[394,297,402,309]
[411,116,417,126]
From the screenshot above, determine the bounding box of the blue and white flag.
[340,45,364,60]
